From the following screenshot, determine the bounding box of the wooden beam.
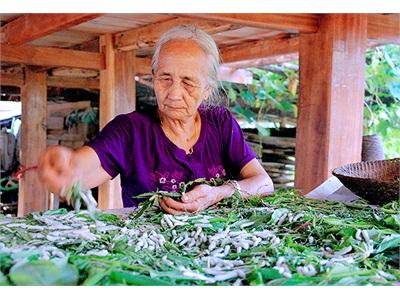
[178,14,319,33]
[1,14,102,46]
[367,14,400,45]
[1,44,105,70]
[98,34,136,210]
[48,76,99,89]
[18,67,48,216]
[295,14,368,194]
[136,57,152,75]
[115,17,240,51]
[0,73,24,86]
[0,73,99,89]
[223,53,299,69]
[220,37,299,64]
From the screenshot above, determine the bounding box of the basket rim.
[332,158,400,184]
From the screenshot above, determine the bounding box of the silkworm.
[240,222,255,229]
[209,241,217,251]
[163,215,174,228]
[223,245,231,256]
[276,257,285,266]
[292,213,304,222]
[277,213,288,225]
[212,270,241,282]
[188,239,196,248]
[355,229,362,240]
[174,236,183,244]
[334,246,352,256]
[179,237,190,246]
[361,230,372,244]
[288,213,294,223]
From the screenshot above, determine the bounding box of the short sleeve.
[85,114,133,179]
[219,108,257,177]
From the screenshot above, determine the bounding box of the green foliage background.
[223,45,400,159]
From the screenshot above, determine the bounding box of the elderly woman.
[38,25,274,214]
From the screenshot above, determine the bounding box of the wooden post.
[98,33,136,209]
[18,67,48,216]
[295,14,368,194]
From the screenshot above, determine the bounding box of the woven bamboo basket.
[332,158,400,205]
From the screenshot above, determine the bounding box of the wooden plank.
[0,73,99,89]
[114,50,136,113]
[223,53,299,69]
[178,14,319,33]
[48,76,99,89]
[47,101,91,116]
[367,14,400,45]
[98,34,136,210]
[295,14,367,194]
[18,67,48,216]
[220,36,299,64]
[1,44,105,70]
[1,14,102,45]
[135,57,152,75]
[0,73,24,86]
[115,16,240,51]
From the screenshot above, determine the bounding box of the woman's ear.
[202,84,212,101]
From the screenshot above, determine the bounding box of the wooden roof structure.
[0,13,399,216]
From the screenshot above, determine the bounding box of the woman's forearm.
[214,174,274,203]
[236,174,274,198]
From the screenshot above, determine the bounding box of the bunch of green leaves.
[364,45,400,158]
[224,45,400,158]
[131,177,225,219]
[65,107,99,128]
[223,64,298,135]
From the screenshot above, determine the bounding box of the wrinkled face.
[153,39,211,121]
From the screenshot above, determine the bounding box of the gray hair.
[151,24,223,106]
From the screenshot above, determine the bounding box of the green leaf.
[42,208,69,216]
[109,271,170,286]
[95,212,123,225]
[375,235,400,253]
[271,208,289,224]
[383,214,400,229]
[0,271,10,286]
[9,259,79,286]
[279,100,293,112]
[255,124,270,137]
[248,267,282,285]
[81,267,109,286]
[227,87,237,101]
[0,253,13,273]
[240,89,255,104]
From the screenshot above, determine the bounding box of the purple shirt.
[86,105,256,207]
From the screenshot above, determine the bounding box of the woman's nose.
[167,80,184,99]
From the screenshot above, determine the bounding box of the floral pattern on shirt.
[207,165,227,182]
[150,165,227,192]
[150,170,185,192]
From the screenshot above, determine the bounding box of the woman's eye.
[183,81,194,87]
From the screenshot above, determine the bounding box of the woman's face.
[153,39,211,121]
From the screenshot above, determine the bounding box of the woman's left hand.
[159,184,225,215]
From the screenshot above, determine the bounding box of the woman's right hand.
[37,145,80,195]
